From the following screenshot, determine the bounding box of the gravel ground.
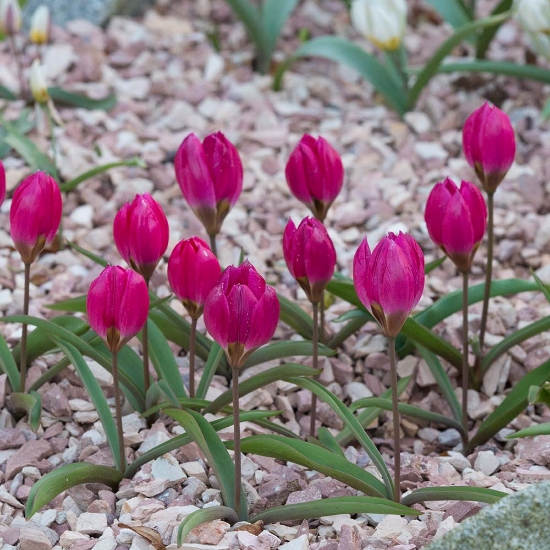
[2,0,550,548]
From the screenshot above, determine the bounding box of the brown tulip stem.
[462,271,470,444]
[19,262,30,392]
[388,337,401,503]
[309,302,319,437]
[189,316,197,398]
[112,351,126,473]
[209,234,218,258]
[232,365,242,516]
[142,280,150,396]
[320,296,326,343]
[9,34,25,100]
[476,192,494,385]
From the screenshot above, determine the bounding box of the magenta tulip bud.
[462,102,516,194]
[283,217,337,304]
[10,171,62,265]
[167,237,221,319]
[0,160,5,207]
[285,134,344,222]
[353,232,424,338]
[87,266,149,353]
[113,193,169,281]
[175,131,243,238]
[204,260,279,368]
[425,178,487,273]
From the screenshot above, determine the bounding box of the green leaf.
[273,36,407,115]
[124,410,276,478]
[145,381,182,411]
[235,435,388,498]
[196,342,225,400]
[437,60,550,83]
[0,330,19,391]
[48,87,117,110]
[476,0,513,58]
[26,463,122,518]
[482,315,550,374]
[401,486,506,507]
[66,241,108,267]
[242,341,335,370]
[60,158,146,192]
[54,338,122,471]
[278,294,313,340]
[164,408,247,520]
[10,391,41,431]
[418,346,462,423]
[508,422,550,439]
[543,97,550,120]
[0,84,16,100]
[423,0,472,30]
[47,295,87,312]
[285,376,393,498]
[328,315,370,349]
[143,318,186,399]
[350,397,466,435]
[249,416,302,439]
[317,427,345,457]
[408,11,512,110]
[425,255,446,274]
[336,376,411,446]
[468,358,550,452]
[528,382,550,407]
[225,0,263,52]
[178,507,239,545]
[204,364,320,415]
[250,496,418,524]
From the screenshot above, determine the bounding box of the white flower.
[30,59,49,104]
[0,0,21,35]
[514,0,550,59]
[350,0,407,51]
[30,5,51,45]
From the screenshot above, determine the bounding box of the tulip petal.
[353,238,372,312]
[246,286,280,350]
[203,285,231,349]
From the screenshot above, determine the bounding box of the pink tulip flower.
[204,260,279,367]
[168,237,221,319]
[353,232,424,338]
[462,102,516,194]
[113,193,169,281]
[87,265,149,353]
[285,134,344,222]
[425,178,487,273]
[10,171,62,265]
[0,160,5,207]
[283,217,337,304]
[175,131,243,238]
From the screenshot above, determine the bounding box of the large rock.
[23,0,154,28]
[428,481,550,549]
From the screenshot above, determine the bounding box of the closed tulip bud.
[283,217,336,304]
[204,260,279,368]
[353,232,424,338]
[0,0,21,35]
[29,5,50,45]
[30,59,49,105]
[175,132,243,238]
[351,0,407,51]
[168,237,221,319]
[87,266,149,353]
[0,160,5,207]
[462,102,516,194]
[10,171,62,265]
[425,178,487,273]
[285,134,344,222]
[113,193,169,281]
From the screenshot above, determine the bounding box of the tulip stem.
[462,271,470,443]
[309,302,319,437]
[388,337,400,503]
[111,351,126,472]
[142,318,150,395]
[231,365,242,515]
[189,317,197,398]
[476,192,494,385]
[19,262,30,392]
[209,234,218,258]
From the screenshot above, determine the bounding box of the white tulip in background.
[350,0,407,51]
[0,0,21,35]
[30,59,49,104]
[30,5,51,45]
[514,0,550,59]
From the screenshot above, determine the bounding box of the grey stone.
[427,481,550,549]
[23,0,154,29]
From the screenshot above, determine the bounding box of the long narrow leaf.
[54,338,122,471]
[0,331,19,391]
[250,496,417,524]
[317,427,345,457]
[278,294,313,339]
[437,60,550,83]
[48,87,116,110]
[10,391,41,431]
[424,0,472,29]
[196,342,224,399]
[401,486,506,507]
[178,507,239,545]
[242,341,334,370]
[225,0,263,52]
[476,0,512,58]
[284,377,393,499]
[260,0,299,70]
[508,423,550,439]
[26,464,122,518]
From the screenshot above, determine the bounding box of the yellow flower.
[30,5,50,45]
[30,60,49,104]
